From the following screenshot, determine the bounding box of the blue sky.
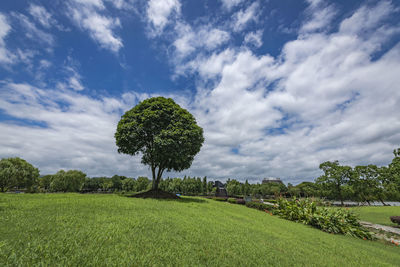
[0,0,400,184]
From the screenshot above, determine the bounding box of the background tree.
[316,161,352,206]
[0,157,39,192]
[226,179,241,196]
[287,183,300,197]
[111,175,126,191]
[115,97,204,193]
[136,176,151,192]
[39,175,54,191]
[296,182,319,198]
[387,148,400,199]
[202,176,207,195]
[350,165,382,205]
[50,170,86,192]
[121,178,136,191]
[242,179,251,196]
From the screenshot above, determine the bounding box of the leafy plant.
[212,197,227,201]
[227,198,246,205]
[228,198,236,204]
[275,197,374,240]
[245,201,274,211]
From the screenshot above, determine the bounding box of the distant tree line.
[0,148,399,202]
[315,148,400,205]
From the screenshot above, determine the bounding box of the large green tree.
[316,161,352,206]
[115,97,204,192]
[0,157,39,192]
[350,165,381,205]
[50,170,86,192]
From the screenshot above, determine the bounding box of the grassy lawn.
[0,194,399,266]
[351,206,400,227]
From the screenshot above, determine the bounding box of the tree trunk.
[151,165,156,190]
[379,197,388,206]
[338,185,344,206]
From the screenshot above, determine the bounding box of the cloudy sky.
[0,0,399,184]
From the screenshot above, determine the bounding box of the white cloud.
[28,4,54,28]
[182,1,400,182]
[221,0,245,11]
[0,81,193,177]
[300,1,336,34]
[60,57,85,91]
[244,30,263,48]
[339,1,394,35]
[0,81,148,176]
[68,0,123,53]
[173,23,230,59]
[39,59,52,69]
[146,0,181,36]
[12,13,55,47]
[0,13,16,65]
[232,2,260,32]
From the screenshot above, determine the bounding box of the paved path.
[360,221,400,245]
[360,221,400,235]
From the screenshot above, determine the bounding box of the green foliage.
[242,179,251,196]
[136,176,150,192]
[39,175,53,191]
[226,179,242,196]
[350,165,382,204]
[111,175,126,191]
[0,157,39,192]
[276,198,374,240]
[227,198,236,204]
[115,97,204,191]
[227,198,246,205]
[50,170,86,192]
[295,182,320,197]
[245,201,274,211]
[121,178,136,192]
[248,182,288,198]
[212,197,227,201]
[202,176,207,195]
[316,161,352,205]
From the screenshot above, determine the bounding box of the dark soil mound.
[128,189,180,199]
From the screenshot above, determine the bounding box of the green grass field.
[351,206,400,227]
[1,194,399,266]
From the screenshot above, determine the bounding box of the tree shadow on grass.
[156,197,207,204]
[125,190,207,204]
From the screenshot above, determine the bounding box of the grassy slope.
[0,194,399,266]
[351,206,400,226]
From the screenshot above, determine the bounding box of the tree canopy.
[0,157,39,192]
[316,161,352,206]
[115,97,204,191]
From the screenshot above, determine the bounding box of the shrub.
[227,198,246,205]
[236,198,245,205]
[245,201,274,211]
[390,216,400,225]
[276,197,374,240]
[227,198,236,204]
[212,197,227,201]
